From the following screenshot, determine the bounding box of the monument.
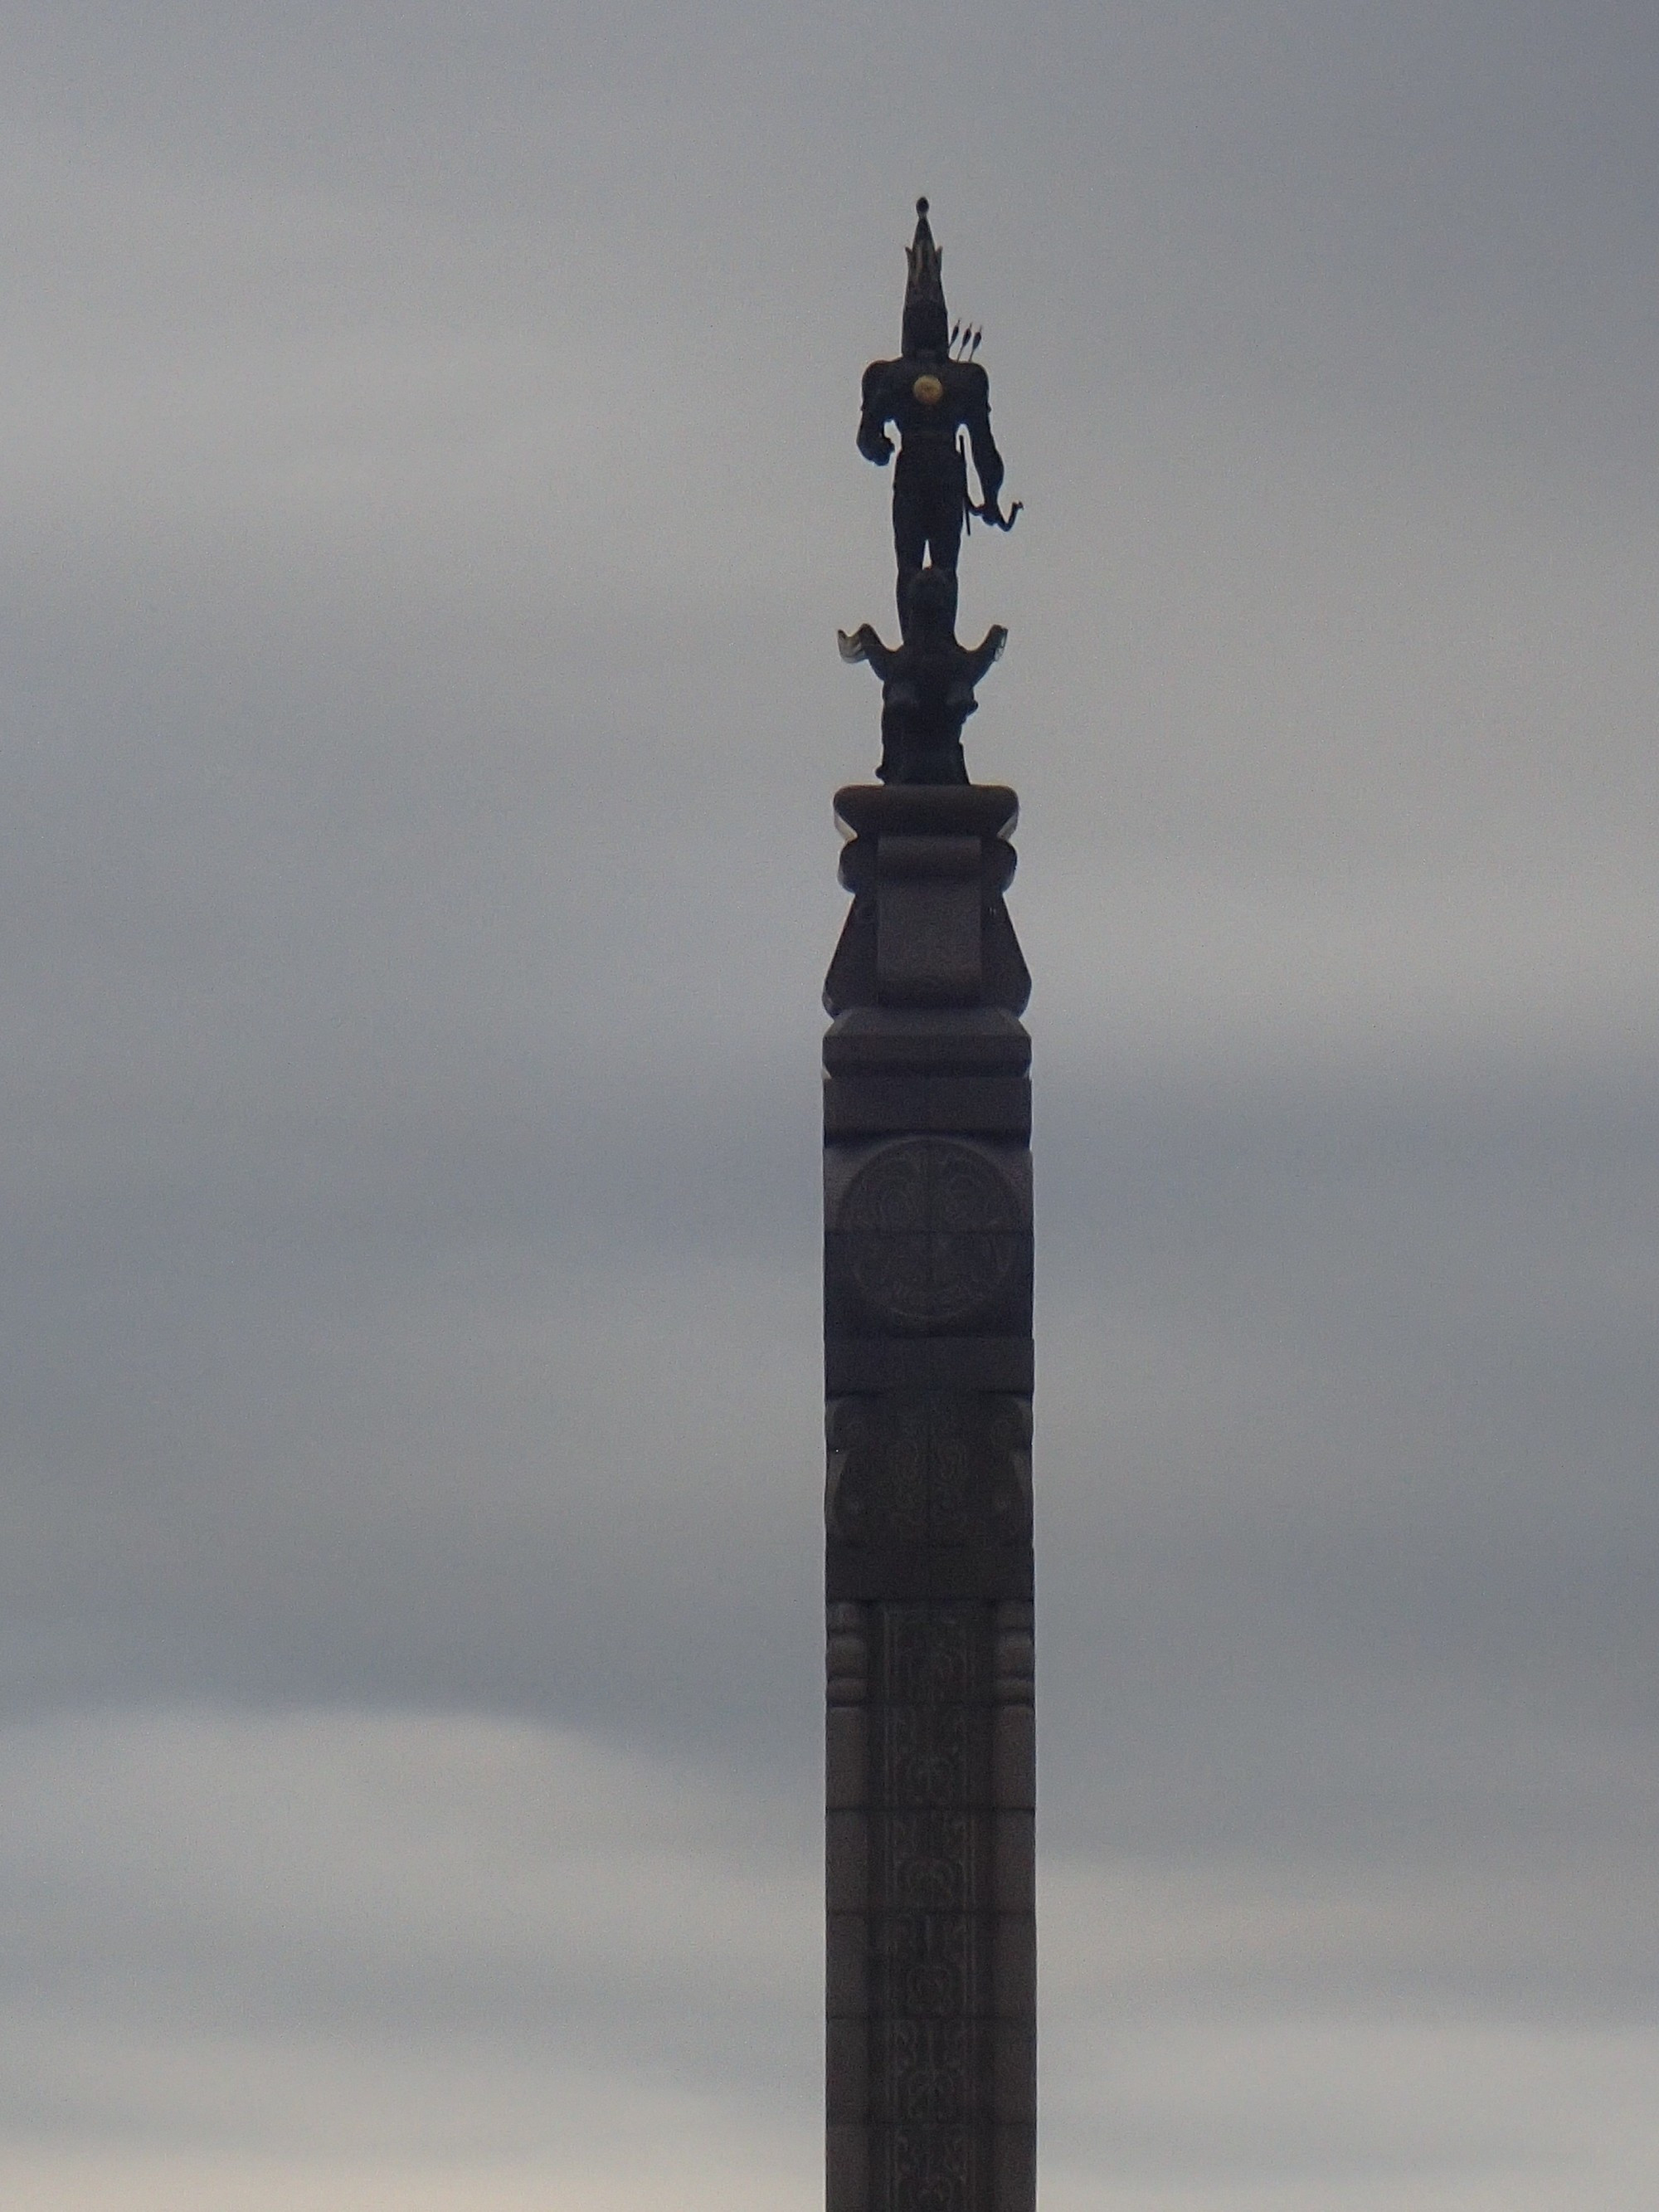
[825,201,1035,2212]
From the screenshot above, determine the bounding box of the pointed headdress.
[902,197,950,355]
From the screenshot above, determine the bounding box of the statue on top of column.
[842,199,1019,785]
[857,198,1019,636]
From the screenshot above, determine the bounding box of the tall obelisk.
[825,202,1034,2212]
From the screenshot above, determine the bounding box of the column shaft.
[825,785,1035,2212]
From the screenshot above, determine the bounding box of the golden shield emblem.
[911,373,945,406]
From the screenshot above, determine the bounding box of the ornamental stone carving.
[829,1136,1028,1333]
[825,1396,1034,1557]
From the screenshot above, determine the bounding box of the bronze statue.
[842,200,1018,786]
[839,566,1007,787]
[857,198,1018,634]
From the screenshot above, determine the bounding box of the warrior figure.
[839,566,1008,786]
[858,198,1014,631]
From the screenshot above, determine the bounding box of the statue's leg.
[893,480,927,632]
[926,488,964,583]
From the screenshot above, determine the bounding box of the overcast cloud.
[2,5,1657,2207]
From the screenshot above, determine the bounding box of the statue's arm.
[960,363,1005,510]
[857,361,895,465]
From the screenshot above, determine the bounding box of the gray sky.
[3,5,1658,2207]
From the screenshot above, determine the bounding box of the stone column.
[824,784,1035,2212]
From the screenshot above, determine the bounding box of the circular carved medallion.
[839,1138,1019,1327]
[911,372,945,405]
